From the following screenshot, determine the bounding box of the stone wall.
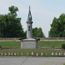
[0,38,20,41]
[39,37,65,41]
[0,37,65,41]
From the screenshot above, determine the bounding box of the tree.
[0,6,26,38]
[9,6,18,17]
[0,15,7,37]
[7,6,26,37]
[32,27,45,37]
[49,13,65,37]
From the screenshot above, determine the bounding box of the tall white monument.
[26,6,33,38]
[20,6,40,49]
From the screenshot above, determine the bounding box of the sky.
[0,0,65,37]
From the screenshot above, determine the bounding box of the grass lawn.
[0,48,65,56]
[64,64,65,65]
[0,41,21,47]
[0,41,65,48]
[0,41,65,56]
[38,41,65,47]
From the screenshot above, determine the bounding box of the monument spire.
[27,6,32,22]
[26,6,33,39]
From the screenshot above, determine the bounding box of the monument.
[19,6,40,49]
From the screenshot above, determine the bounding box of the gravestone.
[19,6,40,49]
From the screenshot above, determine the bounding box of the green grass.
[63,63,65,65]
[0,41,21,47]
[0,41,65,56]
[0,49,65,56]
[0,41,65,48]
[38,41,65,47]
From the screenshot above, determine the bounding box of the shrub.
[62,44,65,49]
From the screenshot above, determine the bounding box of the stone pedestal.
[21,38,38,49]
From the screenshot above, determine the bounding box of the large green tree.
[0,6,26,38]
[49,13,65,37]
[32,27,45,37]
[0,15,6,37]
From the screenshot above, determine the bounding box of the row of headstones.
[0,52,65,56]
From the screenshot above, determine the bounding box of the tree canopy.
[32,27,45,37]
[49,13,65,37]
[0,6,26,38]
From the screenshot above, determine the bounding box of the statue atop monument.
[27,6,32,22]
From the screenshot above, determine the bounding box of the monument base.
[21,38,38,49]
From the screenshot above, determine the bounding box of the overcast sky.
[0,0,65,37]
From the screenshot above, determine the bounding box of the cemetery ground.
[0,41,65,56]
[0,41,65,47]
